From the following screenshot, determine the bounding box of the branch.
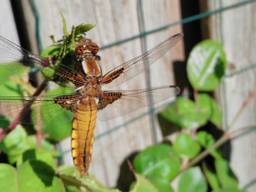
[0,80,49,140]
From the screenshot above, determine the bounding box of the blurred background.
[1,0,256,191]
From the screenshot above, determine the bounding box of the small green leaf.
[41,67,55,79]
[177,167,207,192]
[41,44,61,58]
[187,40,227,91]
[196,131,222,159]
[134,144,180,181]
[60,13,68,36]
[130,174,158,192]
[0,164,18,192]
[215,158,239,189]
[75,24,95,35]
[0,125,31,163]
[173,133,201,158]
[160,97,210,129]
[0,115,10,128]
[202,163,220,190]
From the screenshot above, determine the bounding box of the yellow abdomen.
[71,97,97,175]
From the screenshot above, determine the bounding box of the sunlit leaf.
[173,133,201,158]
[202,163,220,190]
[130,174,158,192]
[18,148,57,169]
[18,160,65,192]
[0,164,18,192]
[215,158,239,189]
[177,167,207,192]
[187,40,227,91]
[134,144,180,181]
[160,97,210,129]
[196,131,222,159]
[0,63,28,84]
[0,126,31,163]
[75,24,95,36]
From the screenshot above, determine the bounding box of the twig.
[2,80,49,139]
[181,88,256,172]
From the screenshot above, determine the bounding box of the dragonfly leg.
[97,91,122,110]
[54,95,79,111]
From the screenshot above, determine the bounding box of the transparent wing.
[101,33,183,87]
[0,95,74,129]
[0,35,87,86]
[98,85,179,120]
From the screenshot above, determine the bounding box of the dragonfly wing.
[100,33,182,87]
[0,35,87,86]
[97,85,179,120]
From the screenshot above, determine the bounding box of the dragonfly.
[0,33,182,175]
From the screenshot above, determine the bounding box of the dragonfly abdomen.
[71,97,97,175]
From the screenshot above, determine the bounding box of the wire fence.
[28,0,256,155]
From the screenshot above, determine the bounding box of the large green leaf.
[187,40,227,91]
[18,148,57,169]
[18,160,65,192]
[0,63,28,83]
[32,87,74,141]
[0,164,18,192]
[134,144,180,181]
[177,167,207,192]
[160,97,210,129]
[173,133,201,158]
[130,174,158,192]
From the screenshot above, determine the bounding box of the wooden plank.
[22,0,183,186]
[207,1,256,191]
[0,0,21,63]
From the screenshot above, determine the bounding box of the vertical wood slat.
[19,0,183,186]
[208,1,256,191]
[0,0,20,63]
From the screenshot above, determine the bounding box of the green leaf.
[41,67,55,79]
[18,148,57,169]
[173,133,201,158]
[177,167,207,192]
[61,13,68,36]
[41,44,61,58]
[150,178,174,192]
[213,188,243,192]
[33,87,74,141]
[75,24,95,36]
[196,131,222,159]
[0,81,26,97]
[0,126,31,163]
[0,115,10,128]
[134,144,180,181]
[130,174,158,192]
[0,164,18,192]
[18,160,65,192]
[0,63,28,83]
[215,158,239,189]
[202,163,220,190]
[160,97,210,129]
[187,40,227,91]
